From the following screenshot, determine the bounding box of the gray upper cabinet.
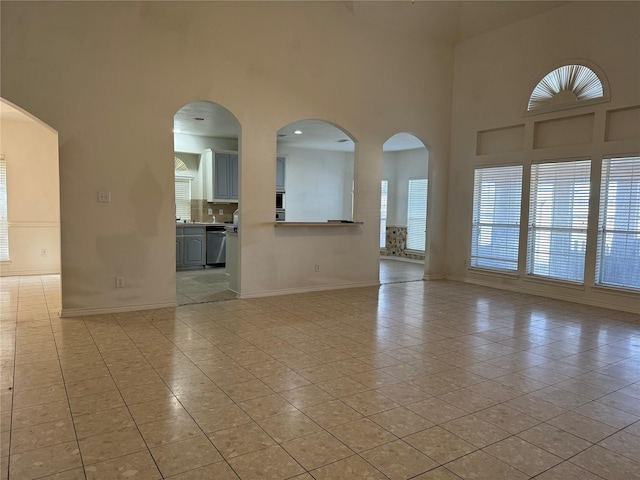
[276,156,286,192]
[214,153,238,200]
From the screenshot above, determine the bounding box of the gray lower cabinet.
[176,226,206,268]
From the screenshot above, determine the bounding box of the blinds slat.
[175,177,192,222]
[0,155,8,261]
[380,180,388,249]
[527,159,591,282]
[596,156,640,290]
[407,178,427,252]
[471,165,522,271]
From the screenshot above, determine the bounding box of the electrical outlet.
[208,208,213,215]
[41,249,48,257]
[314,264,320,272]
[219,209,224,215]
[97,191,111,203]
[116,276,125,288]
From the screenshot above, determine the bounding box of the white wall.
[0,104,60,276]
[448,2,640,312]
[280,147,354,222]
[383,148,429,226]
[0,1,454,314]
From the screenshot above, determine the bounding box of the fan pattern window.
[528,64,604,111]
[407,178,427,252]
[527,160,591,283]
[471,165,523,271]
[596,157,640,290]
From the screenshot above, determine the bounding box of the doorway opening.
[173,101,240,305]
[0,98,61,279]
[380,133,429,284]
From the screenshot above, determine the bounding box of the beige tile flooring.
[176,258,424,306]
[1,273,640,479]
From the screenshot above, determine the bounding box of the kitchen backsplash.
[190,200,236,223]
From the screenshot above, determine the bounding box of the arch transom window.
[528,64,606,112]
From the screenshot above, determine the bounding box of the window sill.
[592,284,640,297]
[468,267,519,279]
[524,274,585,290]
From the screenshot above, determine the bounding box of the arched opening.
[276,119,355,223]
[0,98,61,306]
[173,101,240,305]
[380,133,429,284]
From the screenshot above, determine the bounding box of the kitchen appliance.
[206,226,226,266]
[275,192,285,221]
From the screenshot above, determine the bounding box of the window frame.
[527,158,592,284]
[470,164,523,273]
[406,177,428,253]
[0,154,8,262]
[595,156,640,291]
[380,179,389,249]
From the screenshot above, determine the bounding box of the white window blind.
[175,177,192,222]
[471,165,522,271]
[407,178,427,252]
[380,180,388,249]
[596,156,640,290]
[527,160,591,283]
[0,155,8,261]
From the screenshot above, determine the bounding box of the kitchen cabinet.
[276,156,286,192]
[176,226,206,269]
[204,150,239,202]
[214,152,238,200]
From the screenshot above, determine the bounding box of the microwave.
[276,192,285,210]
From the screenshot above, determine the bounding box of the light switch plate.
[97,191,111,203]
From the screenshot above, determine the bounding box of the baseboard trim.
[456,275,640,315]
[1,268,60,277]
[61,301,177,318]
[238,281,380,299]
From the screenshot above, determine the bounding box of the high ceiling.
[173,1,566,152]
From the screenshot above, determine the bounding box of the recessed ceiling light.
[294,130,302,135]
[194,117,205,121]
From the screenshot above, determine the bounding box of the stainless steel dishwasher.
[206,226,226,266]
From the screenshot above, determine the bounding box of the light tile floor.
[176,268,235,306]
[1,273,640,479]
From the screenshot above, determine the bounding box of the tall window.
[175,157,192,222]
[471,165,522,271]
[407,178,427,252]
[380,180,388,249]
[0,155,8,261]
[527,159,591,283]
[596,156,640,290]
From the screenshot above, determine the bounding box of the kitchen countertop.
[176,222,231,227]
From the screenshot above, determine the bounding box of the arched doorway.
[173,101,240,305]
[380,133,429,284]
[0,99,61,279]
